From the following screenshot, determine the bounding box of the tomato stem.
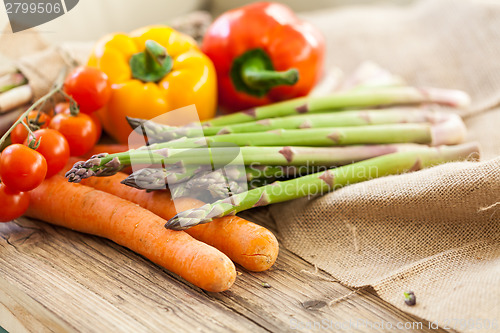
[59,90,80,116]
[0,65,84,149]
[0,73,74,149]
[20,120,31,133]
[21,121,40,150]
[0,87,57,148]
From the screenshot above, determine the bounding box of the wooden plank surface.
[0,212,451,333]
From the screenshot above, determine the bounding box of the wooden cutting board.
[0,210,448,332]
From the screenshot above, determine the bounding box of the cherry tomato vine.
[0,66,110,222]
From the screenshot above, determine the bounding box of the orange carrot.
[166,198,279,272]
[26,175,236,292]
[79,172,279,272]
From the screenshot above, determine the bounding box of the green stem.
[130,40,173,83]
[165,143,480,230]
[161,124,445,148]
[121,164,210,190]
[22,121,39,149]
[243,68,298,90]
[242,53,298,89]
[59,90,80,116]
[0,85,60,148]
[67,143,436,183]
[231,48,298,97]
[129,108,450,142]
[122,165,327,191]
[201,86,471,127]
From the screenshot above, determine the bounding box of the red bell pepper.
[201,2,325,112]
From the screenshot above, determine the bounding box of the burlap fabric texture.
[267,0,500,331]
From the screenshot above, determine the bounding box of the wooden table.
[0,208,450,333]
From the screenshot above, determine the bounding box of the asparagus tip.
[165,204,215,230]
[126,116,146,132]
[165,212,203,230]
[64,161,95,183]
[120,175,142,189]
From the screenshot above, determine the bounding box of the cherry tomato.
[0,144,47,192]
[54,102,102,143]
[64,66,111,114]
[0,183,30,222]
[24,129,70,178]
[54,102,70,115]
[49,112,98,156]
[11,110,51,144]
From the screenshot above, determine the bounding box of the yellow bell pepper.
[88,26,217,143]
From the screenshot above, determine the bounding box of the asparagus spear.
[66,143,432,182]
[120,164,212,190]
[162,119,466,149]
[247,177,276,189]
[114,112,467,153]
[66,111,466,182]
[200,87,470,127]
[165,142,480,230]
[173,175,276,200]
[171,166,307,200]
[122,164,324,191]
[0,85,33,114]
[171,167,290,200]
[0,72,27,93]
[128,108,451,141]
[122,165,243,190]
[169,168,247,199]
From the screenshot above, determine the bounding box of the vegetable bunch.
[0,66,280,292]
[0,66,110,222]
[66,82,480,231]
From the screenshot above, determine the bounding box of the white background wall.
[0,0,412,45]
[0,0,208,44]
[211,0,413,16]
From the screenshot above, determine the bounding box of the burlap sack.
[0,25,93,99]
[266,0,500,331]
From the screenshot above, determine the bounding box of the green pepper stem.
[130,40,173,83]
[230,48,299,97]
[242,60,299,90]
